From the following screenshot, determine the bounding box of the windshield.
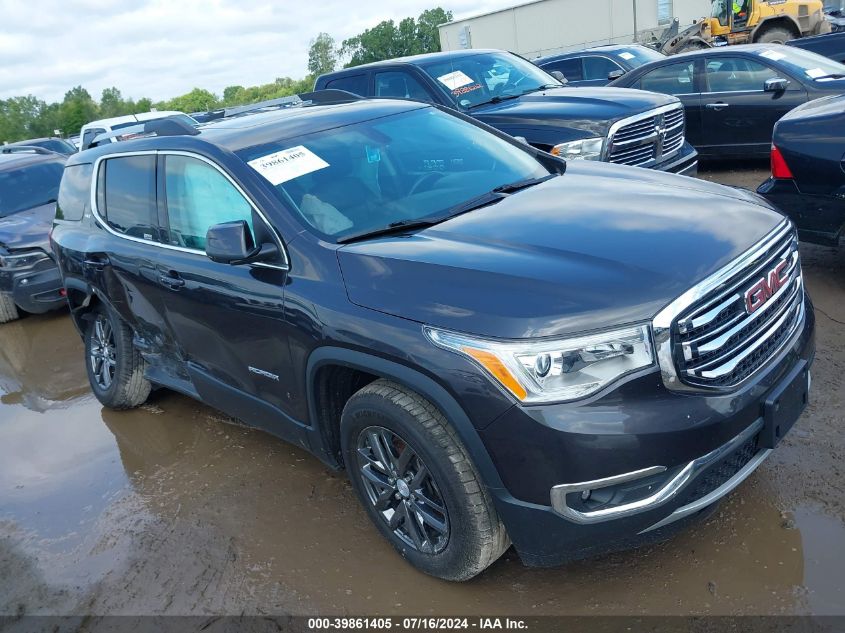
[0,161,63,218]
[615,46,665,67]
[238,107,549,242]
[758,47,845,80]
[420,52,563,110]
[711,0,730,26]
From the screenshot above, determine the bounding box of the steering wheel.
[409,171,447,196]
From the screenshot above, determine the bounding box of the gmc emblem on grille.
[744,260,789,314]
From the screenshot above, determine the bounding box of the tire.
[341,379,509,581]
[755,27,795,45]
[0,293,20,324]
[84,304,151,409]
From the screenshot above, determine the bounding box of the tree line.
[0,7,452,144]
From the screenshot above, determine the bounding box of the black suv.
[315,50,698,174]
[0,147,67,323]
[52,93,814,581]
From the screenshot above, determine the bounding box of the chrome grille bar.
[653,220,806,392]
[606,103,686,168]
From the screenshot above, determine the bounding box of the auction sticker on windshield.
[437,70,475,90]
[248,146,329,186]
[619,52,635,61]
[759,49,786,61]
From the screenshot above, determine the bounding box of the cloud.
[0,0,515,103]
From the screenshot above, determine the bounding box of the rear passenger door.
[637,60,704,148]
[154,153,301,442]
[89,153,180,368]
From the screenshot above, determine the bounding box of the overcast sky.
[0,0,517,103]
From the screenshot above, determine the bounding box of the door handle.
[83,255,110,270]
[158,272,185,290]
[705,102,730,111]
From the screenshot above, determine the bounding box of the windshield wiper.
[337,218,443,245]
[520,84,563,96]
[467,94,521,109]
[813,73,845,80]
[337,176,557,245]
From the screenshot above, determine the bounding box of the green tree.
[159,88,220,113]
[99,87,126,118]
[342,7,453,67]
[60,86,99,136]
[0,96,45,142]
[307,32,337,77]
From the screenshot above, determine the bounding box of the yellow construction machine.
[658,0,831,54]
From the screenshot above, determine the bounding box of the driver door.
[154,152,301,442]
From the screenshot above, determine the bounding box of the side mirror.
[206,220,279,265]
[608,69,626,81]
[550,70,568,85]
[764,77,789,93]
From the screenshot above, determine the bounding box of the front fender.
[305,346,510,493]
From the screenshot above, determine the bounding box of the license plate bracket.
[761,360,809,449]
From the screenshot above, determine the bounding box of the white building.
[438,0,713,59]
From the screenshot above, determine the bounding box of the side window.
[374,71,430,100]
[640,61,696,95]
[101,155,158,240]
[704,57,779,93]
[543,58,583,82]
[56,163,93,221]
[325,74,368,96]
[82,127,106,149]
[583,56,623,81]
[164,155,254,251]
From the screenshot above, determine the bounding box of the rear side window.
[163,155,254,251]
[639,61,696,95]
[100,155,158,240]
[325,74,368,96]
[375,71,430,100]
[56,164,93,221]
[542,58,583,82]
[583,56,623,81]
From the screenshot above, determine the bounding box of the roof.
[67,99,427,164]
[535,43,655,62]
[320,49,503,76]
[0,150,65,172]
[8,137,60,145]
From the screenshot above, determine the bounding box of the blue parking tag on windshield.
[365,145,381,164]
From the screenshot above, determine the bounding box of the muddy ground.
[1,162,843,617]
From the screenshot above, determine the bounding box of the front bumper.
[653,141,698,176]
[0,257,66,314]
[757,178,845,246]
[479,296,815,567]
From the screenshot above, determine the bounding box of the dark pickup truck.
[316,49,698,175]
[787,31,845,63]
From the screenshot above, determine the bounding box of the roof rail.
[299,89,364,105]
[90,115,200,148]
[0,145,55,155]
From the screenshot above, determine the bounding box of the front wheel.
[84,304,151,409]
[0,293,20,324]
[341,380,509,581]
[755,27,795,45]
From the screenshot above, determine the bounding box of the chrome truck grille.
[606,103,685,168]
[653,221,805,391]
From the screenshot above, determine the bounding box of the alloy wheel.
[90,315,117,390]
[356,426,449,554]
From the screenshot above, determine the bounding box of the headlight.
[425,324,654,404]
[0,249,50,270]
[550,137,604,161]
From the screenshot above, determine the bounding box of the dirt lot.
[1,162,844,617]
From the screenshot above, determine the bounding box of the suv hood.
[0,203,55,251]
[471,87,678,141]
[338,163,785,339]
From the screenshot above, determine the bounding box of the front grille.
[607,104,685,168]
[680,434,759,506]
[671,223,804,389]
